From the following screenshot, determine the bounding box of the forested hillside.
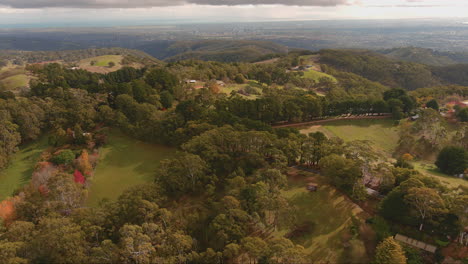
[138,40,289,62]
[319,49,439,90]
[0,47,159,64]
[378,47,468,66]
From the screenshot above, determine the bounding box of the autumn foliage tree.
[76,150,92,176]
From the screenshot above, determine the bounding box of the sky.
[0,0,467,27]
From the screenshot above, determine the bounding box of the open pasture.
[300,119,400,154]
[0,136,49,201]
[87,131,176,206]
[78,55,123,73]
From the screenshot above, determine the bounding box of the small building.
[306,183,318,192]
[366,188,380,197]
[216,80,226,86]
[185,80,197,84]
[394,234,437,253]
[410,114,420,121]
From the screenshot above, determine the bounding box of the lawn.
[0,136,50,201]
[412,161,468,189]
[87,131,176,206]
[275,169,370,263]
[300,119,400,154]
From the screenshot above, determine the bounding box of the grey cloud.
[0,0,349,8]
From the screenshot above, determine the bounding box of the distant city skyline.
[0,0,467,27]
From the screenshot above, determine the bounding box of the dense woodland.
[0,49,466,263]
[320,49,468,90]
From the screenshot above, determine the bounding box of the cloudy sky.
[0,0,466,27]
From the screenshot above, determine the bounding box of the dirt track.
[272,114,392,128]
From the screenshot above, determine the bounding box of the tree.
[457,108,468,122]
[76,150,92,175]
[401,153,414,162]
[374,237,407,264]
[223,243,241,260]
[241,237,268,264]
[435,146,468,175]
[452,195,468,246]
[156,153,209,196]
[0,119,21,169]
[319,154,363,198]
[426,99,439,110]
[108,61,116,68]
[50,150,75,165]
[31,217,88,263]
[268,237,306,264]
[405,187,446,231]
[0,241,28,264]
[145,68,178,93]
[234,74,245,84]
[119,224,155,264]
[160,91,174,109]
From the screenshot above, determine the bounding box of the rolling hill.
[138,40,289,62]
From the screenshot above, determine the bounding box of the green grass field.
[87,131,176,206]
[300,119,399,154]
[276,170,369,263]
[78,55,123,73]
[412,161,467,189]
[302,69,337,82]
[0,136,49,200]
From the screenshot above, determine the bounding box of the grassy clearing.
[0,136,49,201]
[0,64,31,91]
[412,161,467,189]
[87,131,176,206]
[1,74,29,89]
[300,119,399,154]
[220,81,263,100]
[276,169,369,263]
[78,55,123,73]
[302,69,337,82]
